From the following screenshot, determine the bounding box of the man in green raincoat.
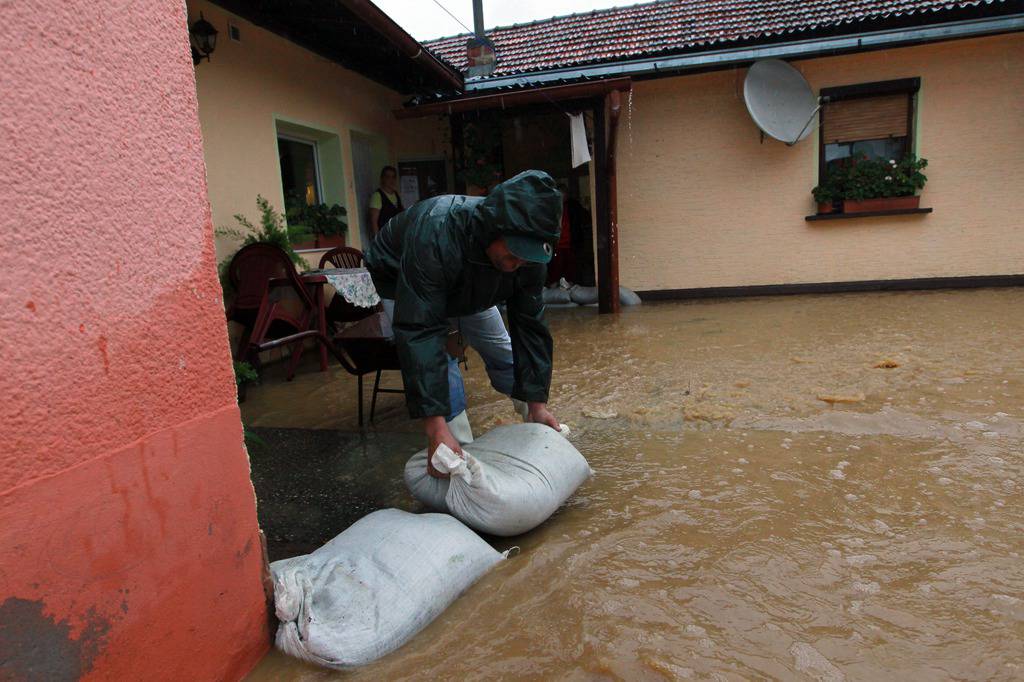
[365,170,562,476]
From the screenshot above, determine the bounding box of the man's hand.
[527,402,561,431]
[423,416,462,479]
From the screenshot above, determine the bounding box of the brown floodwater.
[245,288,1024,681]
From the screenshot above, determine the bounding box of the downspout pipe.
[338,0,464,92]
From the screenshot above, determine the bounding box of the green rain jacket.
[364,170,562,419]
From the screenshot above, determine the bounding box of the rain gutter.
[462,14,1024,92]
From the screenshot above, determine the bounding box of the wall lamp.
[190,13,218,65]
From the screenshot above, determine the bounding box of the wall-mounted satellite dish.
[743,59,821,146]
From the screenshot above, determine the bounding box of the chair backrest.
[228,243,307,311]
[319,246,365,270]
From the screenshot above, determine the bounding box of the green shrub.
[216,195,308,291]
[233,360,259,387]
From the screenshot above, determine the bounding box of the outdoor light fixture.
[190,13,218,65]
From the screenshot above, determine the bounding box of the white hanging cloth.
[568,112,591,168]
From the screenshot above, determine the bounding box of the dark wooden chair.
[319,246,365,269]
[226,243,320,381]
[253,313,402,426]
[319,247,376,328]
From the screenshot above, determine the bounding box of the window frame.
[817,77,921,184]
[276,133,325,208]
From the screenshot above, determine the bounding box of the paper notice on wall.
[399,174,420,208]
[568,113,591,168]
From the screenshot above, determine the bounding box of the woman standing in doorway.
[368,165,404,238]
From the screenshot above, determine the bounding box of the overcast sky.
[373,0,630,41]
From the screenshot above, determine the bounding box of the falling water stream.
[245,288,1024,680]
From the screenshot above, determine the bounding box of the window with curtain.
[819,78,919,180]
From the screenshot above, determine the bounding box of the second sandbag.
[272,508,504,669]
[404,423,592,537]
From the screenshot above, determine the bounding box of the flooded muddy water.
[245,288,1024,680]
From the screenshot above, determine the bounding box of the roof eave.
[338,0,464,92]
[460,13,1024,92]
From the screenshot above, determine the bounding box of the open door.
[350,131,389,250]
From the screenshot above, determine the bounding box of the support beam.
[594,93,622,314]
[450,113,466,194]
[394,78,632,119]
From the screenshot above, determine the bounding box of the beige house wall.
[187,0,446,268]
[617,33,1024,292]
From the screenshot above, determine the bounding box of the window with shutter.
[818,78,919,182]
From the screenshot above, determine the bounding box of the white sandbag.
[566,284,641,306]
[619,286,642,306]
[404,423,591,537]
[271,508,504,669]
[542,286,572,305]
[568,284,599,305]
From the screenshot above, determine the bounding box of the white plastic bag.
[271,509,504,669]
[405,423,592,537]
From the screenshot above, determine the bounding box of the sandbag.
[271,509,504,669]
[619,286,642,306]
[568,284,599,305]
[405,423,592,537]
[542,286,572,305]
[566,284,641,306]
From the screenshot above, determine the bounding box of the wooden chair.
[320,246,375,328]
[253,315,401,427]
[226,243,320,381]
[319,246,365,269]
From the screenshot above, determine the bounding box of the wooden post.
[606,89,622,315]
[594,93,621,314]
[593,98,609,311]
[450,112,466,194]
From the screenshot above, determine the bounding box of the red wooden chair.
[319,246,365,269]
[226,243,320,381]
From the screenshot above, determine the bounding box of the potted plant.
[216,195,309,291]
[811,162,848,214]
[843,154,928,213]
[286,200,348,250]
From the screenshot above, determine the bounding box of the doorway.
[350,130,390,250]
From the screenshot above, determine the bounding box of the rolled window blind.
[822,94,910,143]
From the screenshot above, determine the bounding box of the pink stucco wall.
[0,1,269,679]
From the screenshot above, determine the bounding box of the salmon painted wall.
[617,33,1024,292]
[187,0,447,267]
[0,1,268,679]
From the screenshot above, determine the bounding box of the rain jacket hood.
[364,170,561,419]
[471,170,562,250]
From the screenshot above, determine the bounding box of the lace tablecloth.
[306,267,381,309]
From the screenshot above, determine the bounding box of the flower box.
[293,234,346,251]
[843,195,920,213]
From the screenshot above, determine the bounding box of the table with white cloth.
[305,267,381,309]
